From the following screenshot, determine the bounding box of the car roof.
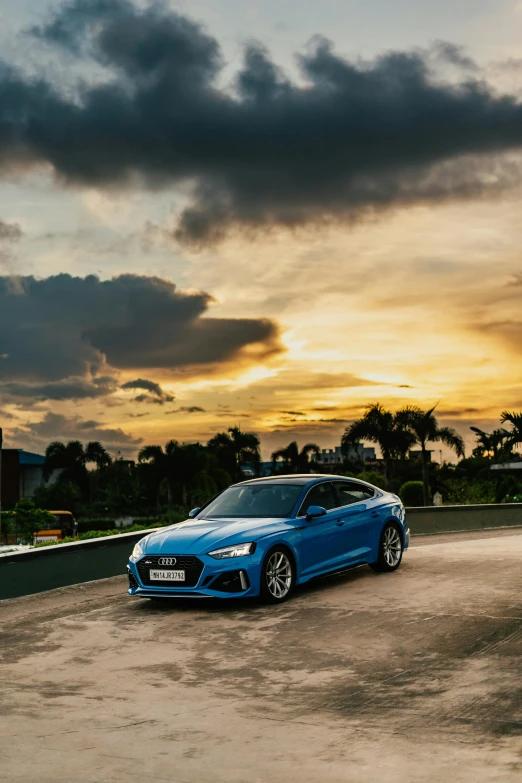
[235,474,350,487]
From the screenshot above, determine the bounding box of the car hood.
[142,516,293,555]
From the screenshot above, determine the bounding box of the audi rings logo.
[158,557,177,566]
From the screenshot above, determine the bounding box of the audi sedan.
[127,475,409,603]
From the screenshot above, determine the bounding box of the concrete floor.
[1,529,522,783]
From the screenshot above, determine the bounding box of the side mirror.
[305,505,327,521]
[188,507,200,519]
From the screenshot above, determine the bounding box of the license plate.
[149,569,185,581]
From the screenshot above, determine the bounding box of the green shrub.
[504,494,522,503]
[8,499,55,544]
[34,537,77,548]
[162,507,189,524]
[30,519,172,549]
[399,481,425,507]
[131,517,160,526]
[76,512,186,534]
[78,529,120,540]
[77,518,117,534]
[442,478,495,505]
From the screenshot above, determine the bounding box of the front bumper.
[127,551,263,599]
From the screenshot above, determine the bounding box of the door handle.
[336,521,345,526]
[371,510,380,517]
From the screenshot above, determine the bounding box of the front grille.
[136,556,204,587]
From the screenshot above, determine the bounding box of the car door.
[297,481,349,576]
[331,481,378,562]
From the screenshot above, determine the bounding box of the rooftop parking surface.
[1,529,522,783]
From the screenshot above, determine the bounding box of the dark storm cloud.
[0,375,117,400]
[0,274,281,400]
[7,411,142,454]
[121,377,174,403]
[0,1,513,243]
[0,220,22,242]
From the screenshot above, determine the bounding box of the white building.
[316,444,376,466]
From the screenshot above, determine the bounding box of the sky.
[1,0,522,461]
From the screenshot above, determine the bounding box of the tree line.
[33,427,261,517]
[25,406,522,517]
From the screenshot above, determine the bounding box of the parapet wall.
[406,502,522,535]
[1,503,522,600]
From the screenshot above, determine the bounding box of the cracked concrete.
[1,529,522,782]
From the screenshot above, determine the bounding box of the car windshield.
[198,484,303,519]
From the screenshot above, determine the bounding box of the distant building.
[0,449,48,508]
[316,445,376,467]
[253,444,377,478]
[491,462,522,471]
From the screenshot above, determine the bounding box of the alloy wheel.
[265,551,293,599]
[383,525,402,567]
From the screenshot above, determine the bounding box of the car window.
[198,483,303,518]
[332,481,374,506]
[298,482,338,516]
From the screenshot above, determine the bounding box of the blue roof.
[18,450,45,466]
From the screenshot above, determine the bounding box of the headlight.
[208,542,256,559]
[130,538,146,561]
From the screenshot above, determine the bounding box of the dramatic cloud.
[0,1,516,244]
[0,274,281,401]
[5,411,142,455]
[121,377,174,404]
[0,375,118,401]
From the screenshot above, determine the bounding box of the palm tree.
[44,440,112,479]
[500,411,522,452]
[85,441,112,469]
[138,440,231,510]
[470,426,511,461]
[271,441,320,473]
[398,405,465,506]
[43,439,113,504]
[341,404,415,491]
[207,427,261,479]
[43,440,83,482]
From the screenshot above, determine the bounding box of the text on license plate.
[149,569,185,581]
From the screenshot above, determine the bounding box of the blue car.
[127,474,409,604]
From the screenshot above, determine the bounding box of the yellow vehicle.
[34,511,77,544]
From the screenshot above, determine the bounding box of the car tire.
[370,522,404,573]
[260,546,295,603]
